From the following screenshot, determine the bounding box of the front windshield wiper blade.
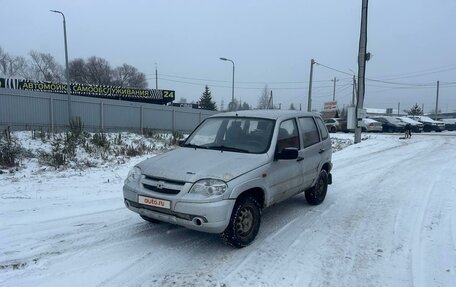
[182,143,208,149]
[207,145,249,153]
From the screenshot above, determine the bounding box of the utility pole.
[354,0,369,144]
[271,90,274,109]
[155,63,158,89]
[422,103,425,114]
[397,102,400,116]
[307,59,316,112]
[434,80,440,120]
[331,77,339,101]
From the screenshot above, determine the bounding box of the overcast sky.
[1,0,455,112]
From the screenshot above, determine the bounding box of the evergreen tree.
[405,103,423,115]
[199,85,217,111]
[241,102,250,110]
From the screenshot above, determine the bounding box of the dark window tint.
[315,117,329,140]
[298,117,320,148]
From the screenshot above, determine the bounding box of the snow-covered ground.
[1,132,456,286]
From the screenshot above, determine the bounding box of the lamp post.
[219,57,235,110]
[50,9,72,124]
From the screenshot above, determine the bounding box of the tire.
[330,126,337,133]
[140,214,161,223]
[221,196,261,248]
[305,170,328,205]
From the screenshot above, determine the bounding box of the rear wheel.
[140,215,160,223]
[305,170,328,205]
[330,126,337,133]
[221,196,261,248]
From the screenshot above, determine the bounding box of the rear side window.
[298,117,320,148]
[315,117,329,140]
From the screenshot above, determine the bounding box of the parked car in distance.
[360,118,383,132]
[440,118,456,131]
[324,120,338,133]
[396,117,423,133]
[370,116,406,133]
[408,116,445,132]
[123,110,333,247]
[324,118,347,133]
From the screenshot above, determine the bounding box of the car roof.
[397,117,421,124]
[209,110,319,121]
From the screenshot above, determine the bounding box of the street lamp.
[50,9,72,124]
[219,57,235,110]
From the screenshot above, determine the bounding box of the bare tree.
[69,58,89,84]
[112,64,147,88]
[28,51,64,82]
[85,56,112,85]
[257,85,270,109]
[0,47,28,78]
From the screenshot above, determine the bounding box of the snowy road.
[1,133,455,286]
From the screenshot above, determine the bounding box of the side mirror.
[275,147,299,160]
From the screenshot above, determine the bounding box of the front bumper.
[123,185,235,234]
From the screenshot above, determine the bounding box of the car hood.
[137,147,270,183]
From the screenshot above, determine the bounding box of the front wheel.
[305,170,328,205]
[221,196,261,248]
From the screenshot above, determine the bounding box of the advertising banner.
[0,77,175,104]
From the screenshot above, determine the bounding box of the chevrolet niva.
[123,110,332,247]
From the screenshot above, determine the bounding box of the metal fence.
[0,88,217,132]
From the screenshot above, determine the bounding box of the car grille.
[143,183,180,194]
[141,176,186,195]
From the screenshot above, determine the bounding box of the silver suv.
[123,110,333,247]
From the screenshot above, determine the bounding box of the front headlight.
[189,179,227,197]
[125,166,142,185]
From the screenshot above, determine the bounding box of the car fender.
[228,176,269,206]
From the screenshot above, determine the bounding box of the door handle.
[318,149,325,154]
[297,156,304,162]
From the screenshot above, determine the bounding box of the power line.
[313,61,456,87]
[152,77,338,90]
[151,73,333,84]
[368,64,456,80]
[314,61,354,77]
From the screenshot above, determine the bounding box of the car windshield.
[184,117,275,154]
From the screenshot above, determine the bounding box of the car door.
[266,118,304,204]
[297,117,322,189]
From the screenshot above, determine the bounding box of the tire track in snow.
[408,136,456,287]
[305,137,446,287]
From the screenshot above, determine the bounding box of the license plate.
[138,195,171,209]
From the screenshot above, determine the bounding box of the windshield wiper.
[182,143,208,149]
[207,145,249,153]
